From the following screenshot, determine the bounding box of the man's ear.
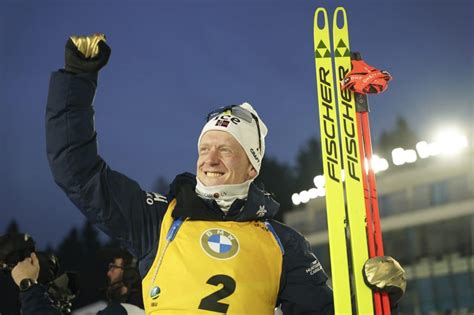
[248,166,257,180]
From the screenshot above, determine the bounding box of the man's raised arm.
[45,34,166,259]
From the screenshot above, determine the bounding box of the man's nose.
[206,149,220,164]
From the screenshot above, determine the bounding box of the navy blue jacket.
[45,70,334,314]
[19,284,62,315]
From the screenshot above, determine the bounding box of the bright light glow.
[404,149,418,163]
[313,175,325,188]
[291,193,301,206]
[299,190,310,204]
[318,187,326,197]
[308,188,319,199]
[290,130,469,203]
[392,148,406,166]
[371,155,389,173]
[364,158,369,174]
[416,141,430,159]
[428,142,441,156]
[435,128,469,156]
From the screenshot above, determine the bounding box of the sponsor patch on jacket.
[200,229,239,260]
[146,192,167,205]
[306,258,323,275]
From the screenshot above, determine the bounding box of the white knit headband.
[198,102,268,174]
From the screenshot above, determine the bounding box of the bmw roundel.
[200,229,239,260]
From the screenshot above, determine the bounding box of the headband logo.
[212,114,241,127]
[250,148,260,164]
[215,119,230,127]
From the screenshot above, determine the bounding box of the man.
[11,251,143,315]
[46,34,405,314]
[98,251,144,315]
[11,253,62,315]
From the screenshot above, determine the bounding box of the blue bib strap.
[264,221,285,255]
[166,217,184,241]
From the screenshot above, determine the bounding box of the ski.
[313,7,353,314]
[331,8,375,314]
[314,6,393,315]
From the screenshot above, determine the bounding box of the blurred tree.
[44,243,55,254]
[56,227,83,272]
[256,156,295,221]
[294,136,323,192]
[0,220,22,315]
[376,116,418,159]
[5,220,20,234]
[78,221,106,308]
[82,221,101,257]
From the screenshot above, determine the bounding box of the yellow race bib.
[142,199,283,314]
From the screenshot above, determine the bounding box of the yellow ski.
[332,7,374,314]
[313,7,352,314]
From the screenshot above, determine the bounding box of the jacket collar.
[168,173,279,221]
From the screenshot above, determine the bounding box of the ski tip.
[334,6,346,13]
[314,7,328,31]
[333,7,348,30]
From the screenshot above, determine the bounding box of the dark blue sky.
[1,0,472,248]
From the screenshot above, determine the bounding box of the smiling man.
[45,34,405,315]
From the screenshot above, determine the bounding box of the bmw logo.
[200,229,240,260]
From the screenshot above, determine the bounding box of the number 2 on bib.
[198,275,236,313]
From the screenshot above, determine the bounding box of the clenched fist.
[12,253,40,286]
[65,33,111,74]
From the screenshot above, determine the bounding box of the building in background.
[285,146,474,314]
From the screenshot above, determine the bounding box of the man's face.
[197,130,256,186]
[107,258,124,285]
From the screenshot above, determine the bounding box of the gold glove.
[65,33,111,73]
[363,256,406,293]
[69,33,106,59]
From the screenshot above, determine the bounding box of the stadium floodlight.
[434,128,468,155]
[318,187,326,197]
[428,142,441,156]
[416,141,430,159]
[392,148,406,166]
[308,188,319,199]
[313,175,325,188]
[299,190,310,204]
[404,149,417,163]
[290,129,470,207]
[291,193,301,206]
[371,155,389,173]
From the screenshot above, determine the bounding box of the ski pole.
[354,93,384,314]
[352,63,391,313]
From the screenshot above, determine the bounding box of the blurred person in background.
[11,253,62,315]
[98,250,144,315]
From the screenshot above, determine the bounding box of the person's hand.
[65,33,111,74]
[11,253,40,286]
[363,256,406,307]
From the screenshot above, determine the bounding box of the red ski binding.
[341,59,392,94]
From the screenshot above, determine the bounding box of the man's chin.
[202,179,226,187]
[197,174,226,187]
[198,176,228,187]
